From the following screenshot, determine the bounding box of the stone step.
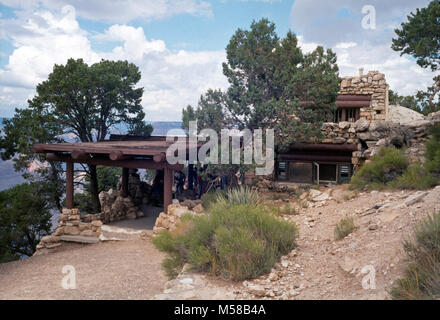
[60,235,99,244]
[99,225,149,241]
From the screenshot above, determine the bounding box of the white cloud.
[0,5,227,120]
[291,0,436,96]
[335,42,357,49]
[0,0,213,23]
[0,5,99,89]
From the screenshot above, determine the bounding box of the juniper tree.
[1,58,152,212]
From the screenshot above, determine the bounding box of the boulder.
[354,118,370,132]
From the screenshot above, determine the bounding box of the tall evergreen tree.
[392,1,440,113]
[185,18,340,149]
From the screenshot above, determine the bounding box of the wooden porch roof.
[32,139,189,158]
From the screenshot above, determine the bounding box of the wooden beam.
[121,168,129,197]
[336,94,371,101]
[163,168,173,213]
[278,154,352,163]
[336,101,370,108]
[45,153,183,171]
[109,150,128,161]
[71,150,89,160]
[153,153,165,163]
[66,161,74,209]
[287,143,358,152]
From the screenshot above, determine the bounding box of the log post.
[163,167,173,213]
[66,161,74,209]
[342,108,347,122]
[121,167,129,197]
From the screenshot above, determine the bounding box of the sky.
[0,0,435,121]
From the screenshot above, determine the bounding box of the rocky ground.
[157,184,440,300]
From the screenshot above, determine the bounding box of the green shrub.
[391,212,440,300]
[269,205,298,216]
[0,182,52,262]
[390,163,438,190]
[334,216,356,240]
[200,191,223,210]
[153,203,298,281]
[216,186,263,208]
[350,146,408,190]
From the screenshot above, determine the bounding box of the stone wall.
[249,110,439,189]
[98,189,144,223]
[34,208,103,255]
[153,202,204,235]
[116,169,153,206]
[320,115,438,169]
[339,70,389,121]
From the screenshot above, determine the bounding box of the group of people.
[150,164,234,201]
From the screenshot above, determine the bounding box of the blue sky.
[0,0,435,120]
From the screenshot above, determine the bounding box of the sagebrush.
[391,211,440,300]
[153,200,298,281]
[334,216,356,240]
[350,146,408,190]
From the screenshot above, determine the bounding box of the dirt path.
[0,239,167,300]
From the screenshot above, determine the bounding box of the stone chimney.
[359,68,364,78]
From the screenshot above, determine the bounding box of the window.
[288,162,313,183]
[334,108,360,123]
[277,161,287,180]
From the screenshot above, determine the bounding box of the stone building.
[269,69,439,187]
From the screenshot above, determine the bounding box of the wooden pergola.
[31,137,191,213]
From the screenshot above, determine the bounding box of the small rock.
[91,220,103,227]
[179,278,194,285]
[268,273,279,281]
[248,285,266,297]
[404,191,428,206]
[368,223,378,230]
[339,256,358,274]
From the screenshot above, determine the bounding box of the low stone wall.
[34,208,103,255]
[153,202,204,235]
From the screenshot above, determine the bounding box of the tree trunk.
[428,80,440,113]
[88,164,101,213]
